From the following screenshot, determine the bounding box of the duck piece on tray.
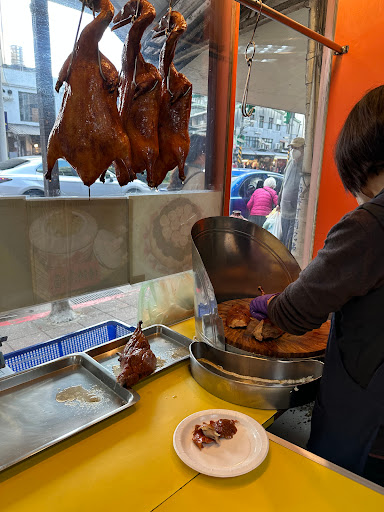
[117,321,156,387]
[47,0,134,188]
[112,0,161,181]
[151,10,192,188]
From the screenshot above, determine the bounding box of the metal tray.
[85,325,191,380]
[190,341,323,410]
[0,353,140,472]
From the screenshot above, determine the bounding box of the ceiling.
[51,0,310,113]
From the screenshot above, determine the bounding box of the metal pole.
[30,0,60,196]
[235,0,348,55]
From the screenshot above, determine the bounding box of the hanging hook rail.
[241,0,262,117]
[235,0,348,55]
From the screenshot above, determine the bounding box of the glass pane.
[0,0,235,313]
[231,5,308,252]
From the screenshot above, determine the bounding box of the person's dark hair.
[186,134,206,164]
[335,85,384,195]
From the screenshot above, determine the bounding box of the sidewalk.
[0,284,141,355]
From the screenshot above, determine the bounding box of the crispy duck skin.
[192,424,216,450]
[151,11,192,188]
[192,419,238,450]
[253,319,284,342]
[47,0,134,188]
[112,0,161,179]
[226,303,251,328]
[117,321,156,387]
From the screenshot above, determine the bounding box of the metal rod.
[235,0,348,54]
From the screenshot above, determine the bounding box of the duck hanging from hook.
[47,0,134,189]
[151,7,192,188]
[112,0,162,182]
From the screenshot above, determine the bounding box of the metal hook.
[165,0,173,36]
[66,0,86,82]
[241,0,263,118]
[132,55,138,87]
[92,4,107,83]
[241,59,255,117]
[132,0,140,23]
[166,67,174,98]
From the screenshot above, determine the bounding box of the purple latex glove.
[250,294,279,320]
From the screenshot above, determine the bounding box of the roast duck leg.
[151,10,192,188]
[112,0,161,182]
[47,0,134,188]
[117,321,156,387]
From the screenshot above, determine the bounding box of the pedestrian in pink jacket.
[247,177,278,226]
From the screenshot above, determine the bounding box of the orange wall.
[313,0,384,255]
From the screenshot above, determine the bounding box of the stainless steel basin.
[189,341,323,410]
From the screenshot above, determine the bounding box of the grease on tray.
[56,385,101,404]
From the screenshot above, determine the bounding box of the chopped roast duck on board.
[112,0,162,183]
[152,10,192,188]
[47,0,134,188]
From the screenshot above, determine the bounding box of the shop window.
[245,136,256,147]
[0,0,235,317]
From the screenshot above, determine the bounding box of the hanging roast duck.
[152,10,192,188]
[46,0,134,188]
[112,0,161,185]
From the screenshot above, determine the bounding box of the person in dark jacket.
[250,85,384,484]
[278,137,305,251]
[246,177,278,226]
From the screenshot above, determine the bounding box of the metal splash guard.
[191,216,301,350]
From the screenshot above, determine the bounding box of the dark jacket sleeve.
[268,208,384,335]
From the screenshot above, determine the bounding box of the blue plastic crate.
[4,320,135,373]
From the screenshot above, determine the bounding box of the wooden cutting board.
[218,298,329,359]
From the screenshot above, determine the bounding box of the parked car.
[230,170,284,219]
[0,156,153,197]
[231,167,254,178]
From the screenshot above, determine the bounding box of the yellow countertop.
[0,319,382,511]
[156,437,383,512]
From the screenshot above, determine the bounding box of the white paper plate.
[173,409,269,478]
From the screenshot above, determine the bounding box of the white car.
[0,156,153,197]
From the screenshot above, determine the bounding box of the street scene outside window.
[231,103,305,252]
[231,4,309,256]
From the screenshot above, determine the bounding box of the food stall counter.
[155,433,383,511]
[0,317,276,512]
[0,319,382,511]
